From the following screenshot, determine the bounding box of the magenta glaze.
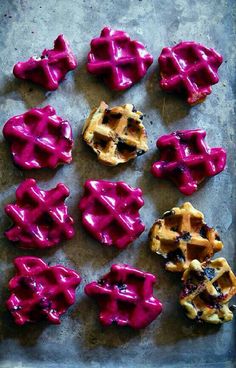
[85,264,162,329]
[6,256,81,325]
[13,34,77,90]
[3,105,73,170]
[79,180,145,249]
[158,41,223,105]
[151,129,226,196]
[87,27,153,91]
[5,178,75,249]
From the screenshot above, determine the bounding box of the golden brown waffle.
[149,202,223,272]
[179,258,236,324]
[82,101,148,166]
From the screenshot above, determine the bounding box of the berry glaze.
[87,27,153,90]
[85,264,162,329]
[151,129,226,195]
[13,34,77,90]
[79,180,145,249]
[5,179,75,249]
[158,41,223,105]
[3,105,73,170]
[6,256,81,325]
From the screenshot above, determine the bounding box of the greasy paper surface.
[0,0,235,367]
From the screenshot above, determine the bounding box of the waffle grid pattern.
[5,178,75,249]
[85,264,162,329]
[6,256,81,325]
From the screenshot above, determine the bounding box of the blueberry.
[10,305,22,312]
[181,282,197,297]
[136,149,145,156]
[167,248,185,263]
[173,165,185,175]
[204,267,215,280]
[177,232,191,242]
[162,210,175,218]
[200,225,208,239]
[98,279,106,286]
[19,276,37,290]
[39,297,52,310]
[116,282,127,291]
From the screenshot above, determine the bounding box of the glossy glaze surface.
[158,41,223,105]
[5,178,75,249]
[87,27,153,90]
[6,256,81,325]
[79,180,145,249]
[151,129,226,195]
[85,263,162,329]
[13,34,78,90]
[3,105,73,169]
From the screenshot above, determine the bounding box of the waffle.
[6,256,81,325]
[3,105,73,170]
[85,263,162,329]
[5,178,75,249]
[82,101,148,166]
[13,34,77,90]
[151,129,227,195]
[158,41,223,105]
[180,258,236,323]
[87,27,153,90]
[79,180,145,249]
[149,202,223,272]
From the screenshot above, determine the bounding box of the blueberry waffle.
[149,202,223,272]
[180,258,236,323]
[82,101,148,166]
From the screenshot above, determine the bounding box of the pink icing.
[79,180,145,249]
[87,27,153,91]
[5,178,75,249]
[151,129,226,196]
[158,41,223,105]
[13,34,77,90]
[6,256,81,325]
[3,105,73,170]
[85,263,162,329]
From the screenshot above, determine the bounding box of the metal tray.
[0,0,235,367]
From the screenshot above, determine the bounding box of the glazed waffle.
[149,202,223,272]
[3,105,73,170]
[5,178,75,249]
[13,34,77,90]
[6,256,81,325]
[82,101,148,166]
[85,263,162,329]
[151,129,227,195]
[158,41,223,105]
[180,258,236,323]
[79,180,145,249]
[87,27,153,90]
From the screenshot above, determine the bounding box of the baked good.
[158,41,223,105]
[79,180,145,249]
[149,202,223,272]
[85,263,162,329]
[5,178,74,249]
[151,129,226,195]
[82,101,148,166]
[87,27,153,90]
[180,258,236,323]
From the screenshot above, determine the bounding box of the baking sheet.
[0,0,235,367]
